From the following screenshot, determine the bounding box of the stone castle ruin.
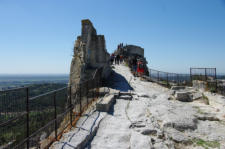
[116,44,144,57]
[115,43,149,75]
[69,19,111,94]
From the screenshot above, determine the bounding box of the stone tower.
[69,19,111,90]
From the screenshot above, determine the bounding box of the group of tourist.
[110,53,146,77]
[129,56,145,76]
[110,54,124,65]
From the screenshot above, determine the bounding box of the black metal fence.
[143,67,224,95]
[217,85,225,96]
[142,68,191,88]
[190,68,217,82]
[0,68,103,149]
[190,68,218,92]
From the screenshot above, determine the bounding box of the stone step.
[119,91,134,96]
[118,95,132,100]
[175,91,193,102]
[171,86,186,91]
[96,94,115,112]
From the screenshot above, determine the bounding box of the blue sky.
[0,0,225,74]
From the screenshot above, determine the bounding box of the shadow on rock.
[105,70,133,92]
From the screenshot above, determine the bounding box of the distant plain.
[0,74,69,90]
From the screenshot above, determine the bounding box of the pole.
[98,74,100,98]
[205,68,207,81]
[215,68,217,92]
[190,68,192,86]
[96,76,98,99]
[53,91,57,140]
[86,82,88,108]
[149,69,151,80]
[93,79,95,101]
[157,71,159,82]
[26,88,29,149]
[69,86,72,126]
[167,73,169,87]
[79,86,82,115]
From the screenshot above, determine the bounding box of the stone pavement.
[52,65,225,149]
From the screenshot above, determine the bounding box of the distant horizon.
[1,72,225,76]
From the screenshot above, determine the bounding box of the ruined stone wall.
[115,44,149,75]
[125,45,144,57]
[69,19,111,90]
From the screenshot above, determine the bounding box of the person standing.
[112,53,115,64]
[132,57,137,75]
[116,55,120,65]
[137,60,144,76]
[110,54,114,65]
[120,55,123,64]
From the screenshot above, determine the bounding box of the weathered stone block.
[141,129,157,135]
[175,91,193,102]
[192,80,207,91]
[171,86,186,91]
[192,92,203,100]
[96,94,115,112]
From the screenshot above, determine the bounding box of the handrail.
[190,67,216,69]
[0,67,104,149]
[0,86,28,93]
[148,68,189,75]
[92,69,99,80]
[0,112,27,127]
[29,86,67,101]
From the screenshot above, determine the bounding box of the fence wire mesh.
[144,69,191,87]
[0,88,27,149]
[0,67,103,149]
[190,68,217,81]
[190,68,217,92]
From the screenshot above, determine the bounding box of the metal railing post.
[97,75,100,98]
[215,68,218,93]
[86,82,88,108]
[149,69,151,80]
[157,71,159,82]
[104,86,105,95]
[205,68,207,81]
[177,74,179,85]
[95,78,97,99]
[69,86,72,126]
[190,68,192,86]
[26,88,29,149]
[79,86,82,114]
[167,73,169,87]
[93,80,95,101]
[53,91,57,140]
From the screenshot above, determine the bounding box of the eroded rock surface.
[90,65,225,149]
[53,65,225,149]
[69,19,111,99]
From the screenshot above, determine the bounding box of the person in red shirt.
[120,55,123,63]
[137,60,145,76]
